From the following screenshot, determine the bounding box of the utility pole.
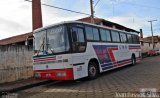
[148,20,157,50]
[90,0,94,23]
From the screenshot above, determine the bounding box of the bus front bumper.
[34,68,74,80]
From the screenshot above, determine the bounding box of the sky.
[0,0,160,40]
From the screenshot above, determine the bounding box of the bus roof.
[34,21,139,35]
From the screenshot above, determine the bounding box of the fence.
[0,45,33,83]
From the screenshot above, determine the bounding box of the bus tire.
[131,55,136,65]
[88,62,98,79]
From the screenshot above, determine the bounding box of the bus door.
[70,26,87,79]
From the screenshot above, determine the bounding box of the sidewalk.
[0,77,52,93]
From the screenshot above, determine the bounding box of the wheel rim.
[89,65,96,77]
[132,58,135,64]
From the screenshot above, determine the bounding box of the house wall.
[155,42,160,50]
[0,45,33,83]
[141,42,160,53]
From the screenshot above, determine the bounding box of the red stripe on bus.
[107,48,118,67]
[34,58,56,62]
[118,60,132,66]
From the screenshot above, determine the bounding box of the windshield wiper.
[36,37,45,56]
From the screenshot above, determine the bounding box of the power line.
[25,0,90,16]
[144,28,160,31]
[94,0,101,8]
[144,29,160,32]
[115,0,160,10]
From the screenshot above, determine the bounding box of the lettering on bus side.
[56,55,62,59]
[118,45,128,50]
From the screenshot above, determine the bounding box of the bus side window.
[136,35,140,44]
[85,26,93,40]
[127,34,133,43]
[77,28,85,42]
[71,27,86,52]
[111,31,120,42]
[93,28,100,41]
[71,27,78,42]
[120,32,127,43]
[71,27,85,42]
[132,35,136,44]
[100,29,107,41]
[100,29,111,42]
[133,35,140,44]
[106,30,111,42]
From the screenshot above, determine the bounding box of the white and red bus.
[33,21,141,80]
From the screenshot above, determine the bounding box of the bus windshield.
[34,25,70,55]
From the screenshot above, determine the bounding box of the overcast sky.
[0,0,160,40]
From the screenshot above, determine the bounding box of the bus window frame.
[126,34,133,44]
[33,22,140,58]
[99,28,112,43]
[111,30,121,43]
[85,25,101,42]
[132,34,140,44]
[33,24,72,57]
[119,32,128,43]
[67,23,87,53]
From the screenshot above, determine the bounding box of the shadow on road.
[45,63,140,88]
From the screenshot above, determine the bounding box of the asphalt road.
[17,56,160,98]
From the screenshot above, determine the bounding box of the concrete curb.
[0,80,53,95]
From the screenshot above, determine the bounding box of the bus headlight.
[56,72,66,77]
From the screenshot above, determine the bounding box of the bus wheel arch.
[87,58,100,79]
[131,53,136,65]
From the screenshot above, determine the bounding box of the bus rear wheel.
[131,56,136,65]
[88,62,98,79]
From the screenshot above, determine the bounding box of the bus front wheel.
[88,62,98,79]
